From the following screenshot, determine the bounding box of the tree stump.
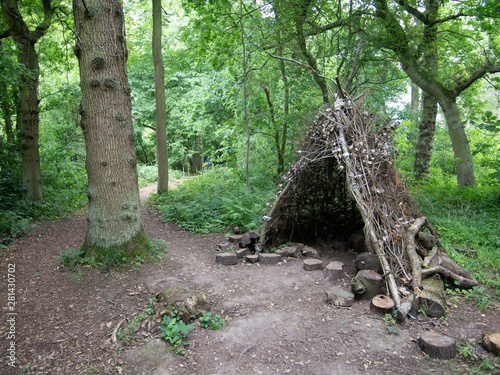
[355,252,382,273]
[325,261,344,280]
[216,252,238,265]
[420,276,446,318]
[324,286,355,307]
[370,295,395,314]
[418,331,457,359]
[227,234,243,247]
[482,332,500,356]
[259,253,282,264]
[351,269,383,300]
[303,258,323,271]
[245,254,259,263]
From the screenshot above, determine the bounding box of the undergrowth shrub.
[152,166,274,233]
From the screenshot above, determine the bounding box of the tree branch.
[453,65,500,97]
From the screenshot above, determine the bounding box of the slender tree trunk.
[413,2,437,180]
[262,86,284,176]
[414,92,437,179]
[152,0,168,193]
[295,0,329,104]
[18,42,43,202]
[240,0,250,189]
[410,83,420,120]
[278,57,288,176]
[0,0,54,202]
[73,0,146,253]
[191,132,202,173]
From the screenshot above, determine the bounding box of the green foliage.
[199,312,226,330]
[153,166,274,233]
[160,313,195,351]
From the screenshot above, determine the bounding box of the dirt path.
[1,184,499,374]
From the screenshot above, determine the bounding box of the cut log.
[420,276,446,318]
[301,245,319,258]
[259,253,282,265]
[303,258,323,271]
[351,270,383,300]
[354,252,382,273]
[276,246,299,258]
[241,231,260,248]
[216,252,238,265]
[325,261,344,281]
[417,231,437,250]
[418,331,457,359]
[370,295,395,314]
[324,286,355,307]
[482,332,500,356]
[217,242,231,252]
[245,254,259,263]
[235,248,250,259]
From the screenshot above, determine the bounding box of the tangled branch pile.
[262,98,477,306]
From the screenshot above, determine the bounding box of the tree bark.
[152,0,168,193]
[73,0,145,253]
[1,0,54,202]
[439,97,476,187]
[410,83,420,120]
[414,93,437,179]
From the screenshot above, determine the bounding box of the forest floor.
[1,183,499,375]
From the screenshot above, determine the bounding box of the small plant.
[199,312,226,330]
[160,313,194,351]
[383,312,400,335]
[58,247,85,270]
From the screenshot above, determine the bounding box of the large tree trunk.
[440,97,476,187]
[1,0,54,202]
[73,0,146,254]
[152,0,168,193]
[414,92,437,179]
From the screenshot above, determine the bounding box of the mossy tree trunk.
[73,0,146,257]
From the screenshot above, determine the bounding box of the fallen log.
[421,265,478,289]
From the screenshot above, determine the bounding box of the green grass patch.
[152,166,275,233]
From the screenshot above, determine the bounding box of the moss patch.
[79,230,151,268]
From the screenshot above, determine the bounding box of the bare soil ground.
[1,184,499,375]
